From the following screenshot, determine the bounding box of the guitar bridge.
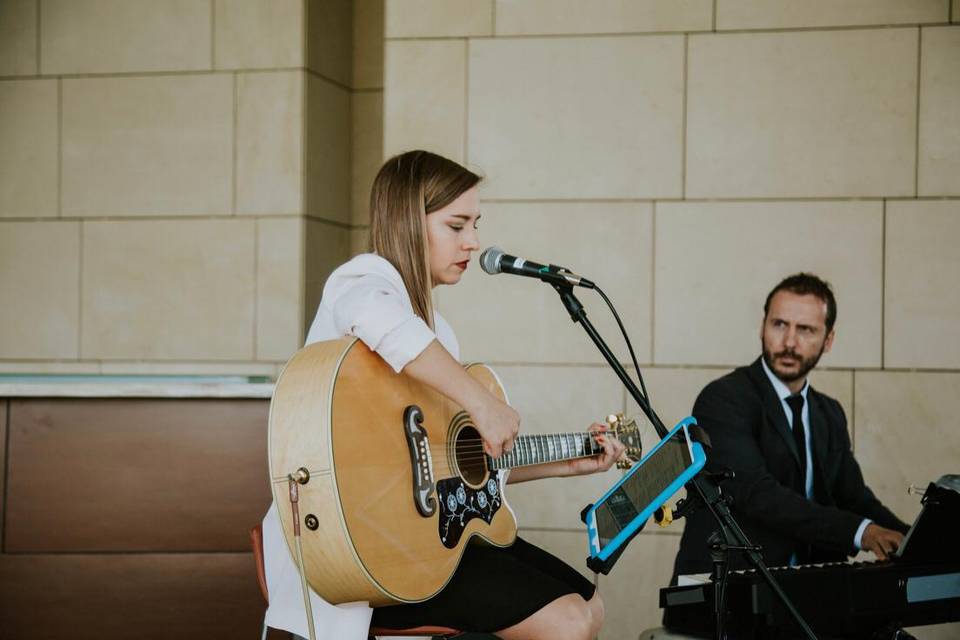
[403,405,436,517]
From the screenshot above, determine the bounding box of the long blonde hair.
[369,151,481,329]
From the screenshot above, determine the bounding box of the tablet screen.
[595,433,693,547]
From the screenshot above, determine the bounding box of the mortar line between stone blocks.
[851,368,857,451]
[304,68,353,92]
[300,68,308,224]
[463,38,470,164]
[914,27,922,198]
[650,202,657,365]
[57,77,62,218]
[681,34,688,199]
[36,0,42,74]
[210,0,216,69]
[299,217,307,344]
[252,218,259,361]
[881,200,887,370]
[387,22,945,41]
[232,72,238,215]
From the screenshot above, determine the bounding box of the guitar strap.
[288,476,317,640]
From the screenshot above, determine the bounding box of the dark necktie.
[786,394,807,480]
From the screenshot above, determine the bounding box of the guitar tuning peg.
[606,414,621,427]
[907,484,925,496]
[616,459,633,470]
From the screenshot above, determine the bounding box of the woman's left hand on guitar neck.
[506,423,627,484]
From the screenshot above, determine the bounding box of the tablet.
[584,417,706,574]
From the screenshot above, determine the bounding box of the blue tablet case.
[583,417,707,574]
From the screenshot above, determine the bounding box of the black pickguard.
[436,472,505,549]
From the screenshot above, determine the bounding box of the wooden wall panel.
[5,399,272,552]
[0,553,265,640]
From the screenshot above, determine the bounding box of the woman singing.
[262,150,623,640]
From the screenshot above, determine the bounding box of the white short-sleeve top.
[262,253,459,640]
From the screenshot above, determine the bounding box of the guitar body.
[269,337,518,606]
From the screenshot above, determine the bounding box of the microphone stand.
[550,282,818,640]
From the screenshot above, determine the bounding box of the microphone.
[479,246,595,289]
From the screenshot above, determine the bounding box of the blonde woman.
[262,150,622,640]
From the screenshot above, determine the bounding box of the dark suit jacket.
[671,358,908,578]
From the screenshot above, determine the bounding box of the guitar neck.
[488,432,604,470]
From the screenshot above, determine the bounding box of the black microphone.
[479,246,595,289]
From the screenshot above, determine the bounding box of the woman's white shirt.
[262,253,459,639]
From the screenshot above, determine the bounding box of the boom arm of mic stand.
[550,282,670,440]
[549,282,818,640]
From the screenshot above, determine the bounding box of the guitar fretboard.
[488,432,603,470]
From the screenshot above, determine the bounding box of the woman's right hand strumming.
[404,339,520,458]
[465,393,520,459]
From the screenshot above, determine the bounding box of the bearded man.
[670,273,908,579]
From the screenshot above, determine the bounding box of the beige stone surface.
[494,365,625,530]
[41,0,210,74]
[885,200,960,369]
[353,0,384,89]
[597,531,681,639]
[654,201,883,367]
[236,71,304,216]
[304,219,351,333]
[350,227,370,257]
[687,29,917,198]
[0,80,57,218]
[257,218,304,361]
[384,39,466,162]
[306,0,352,85]
[214,0,303,70]
[495,0,712,35]
[469,35,683,199]
[97,361,277,377]
[0,0,37,76]
[305,75,351,224]
[437,201,652,365]
[628,367,733,456]
[854,371,960,525]
[635,367,854,432]
[81,219,255,360]
[62,75,232,217]
[918,26,960,195]
[351,91,383,225]
[0,222,79,359]
[0,361,100,375]
[717,0,948,30]
[385,0,492,37]
[955,0,959,21]
[517,529,596,584]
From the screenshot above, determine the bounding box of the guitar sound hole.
[454,426,487,487]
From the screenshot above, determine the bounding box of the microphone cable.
[593,284,651,406]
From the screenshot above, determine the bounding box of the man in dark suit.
[672,273,908,578]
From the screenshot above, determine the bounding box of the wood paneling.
[0,552,264,640]
[1,400,6,543]
[5,399,271,552]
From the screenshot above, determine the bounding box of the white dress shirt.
[760,359,870,552]
[262,253,460,639]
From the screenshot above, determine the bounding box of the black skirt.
[370,536,596,633]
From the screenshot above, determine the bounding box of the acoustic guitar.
[268,337,642,606]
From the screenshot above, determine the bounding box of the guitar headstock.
[606,413,643,470]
